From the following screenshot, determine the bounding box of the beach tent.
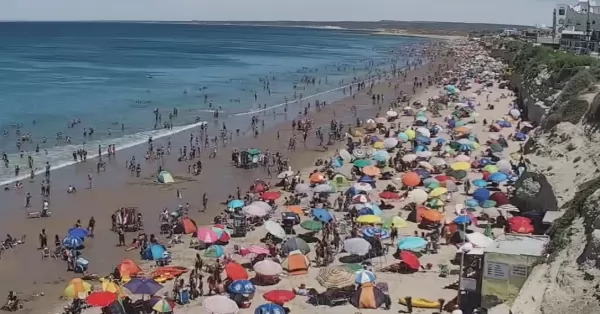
[157,171,174,184]
[143,244,167,261]
[331,174,350,188]
[407,206,430,223]
[281,250,310,276]
[281,237,310,255]
[115,259,143,278]
[174,218,197,234]
[349,282,387,309]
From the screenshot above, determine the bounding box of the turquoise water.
[0,22,429,184]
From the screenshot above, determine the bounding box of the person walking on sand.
[87,217,95,237]
[87,171,92,189]
[117,227,125,246]
[39,229,47,250]
[202,193,208,212]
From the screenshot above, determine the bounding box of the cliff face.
[500,42,600,314]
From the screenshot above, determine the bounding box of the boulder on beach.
[510,171,558,213]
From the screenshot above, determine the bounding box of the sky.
[0,0,563,26]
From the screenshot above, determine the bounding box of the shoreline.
[3,42,451,313]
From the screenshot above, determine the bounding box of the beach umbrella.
[352,194,370,203]
[317,266,356,288]
[356,214,381,224]
[416,127,431,138]
[490,143,504,152]
[416,136,432,145]
[353,182,373,192]
[228,279,255,295]
[68,227,88,240]
[243,204,269,217]
[355,270,376,285]
[472,179,487,188]
[261,191,281,201]
[382,216,408,229]
[225,262,249,280]
[399,251,421,271]
[212,227,232,242]
[353,148,367,159]
[379,191,399,199]
[124,278,163,295]
[313,184,334,193]
[203,295,239,314]
[381,166,395,173]
[281,237,310,255]
[62,235,83,249]
[255,303,286,314]
[398,132,409,142]
[429,187,448,198]
[409,189,428,204]
[150,297,176,313]
[416,151,432,158]
[373,150,390,162]
[402,172,421,187]
[386,110,398,117]
[447,170,468,180]
[483,165,499,174]
[197,228,220,243]
[489,172,508,183]
[339,149,353,162]
[264,290,295,304]
[402,154,418,162]
[353,159,372,168]
[343,238,371,255]
[427,198,445,208]
[373,141,385,149]
[499,204,519,212]
[204,245,225,258]
[294,183,311,193]
[86,291,117,307]
[253,260,283,276]
[362,227,390,239]
[453,215,472,225]
[300,220,323,231]
[383,137,398,149]
[496,159,512,174]
[227,199,244,208]
[397,237,427,252]
[312,208,333,223]
[450,161,471,171]
[264,221,286,239]
[454,154,471,162]
[287,205,304,215]
[404,129,416,140]
[363,203,382,216]
[310,172,326,183]
[457,138,473,146]
[362,166,381,176]
[64,278,92,299]
[429,157,446,166]
[473,188,491,202]
[426,181,441,189]
[419,161,434,170]
[101,279,125,297]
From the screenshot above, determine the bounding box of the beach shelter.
[281,250,310,276]
[204,245,225,259]
[174,218,197,234]
[64,278,92,299]
[331,173,350,188]
[350,282,386,309]
[157,171,174,183]
[281,237,310,255]
[115,259,142,278]
[142,244,167,261]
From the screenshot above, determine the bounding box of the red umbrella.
[490,192,509,206]
[264,290,295,303]
[261,191,282,201]
[482,171,491,181]
[399,251,421,270]
[379,191,399,199]
[435,175,454,183]
[225,262,249,280]
[508,217,533,234]
[87,291,117,307]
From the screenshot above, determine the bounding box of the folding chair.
[41,247,51,259]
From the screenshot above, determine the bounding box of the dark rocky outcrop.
[510,171,558,213]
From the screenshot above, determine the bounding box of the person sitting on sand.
[67,185,76,193]
[293,283,309,296]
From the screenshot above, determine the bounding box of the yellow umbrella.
[429,187,448,198]
[483,165,499,173]
[356,215,382,224]
[382,216,408,229]
[450,161,471,171]
[64,278,92,299]
[351,129,364,137]
[404,129,416,140]
[373,142,385,149]
[510,152,522,160]
[101,279,126,297]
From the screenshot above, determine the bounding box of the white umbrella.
[264,221,286,239]
[509,108,521,119]
[410,189,428,204]
[375,117,387,124]
[457,139,472,145]
[496,160,512,174]
[343,238,371,255]
[416,151,431,158]
[419,161,433,170]
[383,138,398,149]
[416,127,431,138]
[277,170,294,179]
[243,205,268,217]
[313,184,334,193]
[353,182,373,192]
[429,157,446,166]
[202,295,239,314]
[295,183,311,193]
[455,154,471,162]
[339,149,353,162]
[402,154,418,162]
[253,260,283,276]
[251,201,271,211]
[386,110,398,117]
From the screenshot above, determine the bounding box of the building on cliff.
[554,0,600,53]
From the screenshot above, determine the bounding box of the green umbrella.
[428,199,445,208]
[490,143,503,152]
[447,170,468,180]
[343,263,363,272]
[300,220,323,231]
[426,181,441,189]
[247,148,261,155]
[353,159,372,168]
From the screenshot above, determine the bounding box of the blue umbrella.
[228,199,244,208]
[370,135,381,143]
[414,168,430,179]
[255,303,286,314]
[397,237,428,251]
[358,208,374,216]
[472,179,487,188]
[365,203,382,216]
[148,244,167,260]
[488,172,508,183]
[124,278,163,295]
[416,136,431,145]
[62,235,83,249]
[453,215,472,224]
[473,188,491,202]
[228,279,255,295]
[435,138,446,144]
[478,158,492,167]
[459,144,473,152]
[312,208,332,223]
[398,133,409,142]
[363,227,390,239]
[358,175,376,183]
[68,227,88,240]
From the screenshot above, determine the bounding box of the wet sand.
[0,43,453,313]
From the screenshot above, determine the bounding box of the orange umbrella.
[362,166,381,176]
[421,210,444,222]
[287,206,304,215]
[455,127,471,134]
[402,172,421,187]
[310,172,325,183]
[225,262,249,280]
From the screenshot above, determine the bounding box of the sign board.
[484,261,509,280]
[460,277,477,291]
[511,264,528,277]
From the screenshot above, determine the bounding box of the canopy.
[157,171,174,183]
[350,282,386,309]
[316,266,356,288]
[282,237,310,255]
[115,259,142,278]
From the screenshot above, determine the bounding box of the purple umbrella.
[124,278,163,295]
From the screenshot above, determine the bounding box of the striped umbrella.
[355,270,376,285]
[498,204,518,212]
[316,266,356,288]
[151,297,176,313]
[362,227,390,239]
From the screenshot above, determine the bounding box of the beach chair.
[41,247,51,259]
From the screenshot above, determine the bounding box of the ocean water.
[0,22,429,185]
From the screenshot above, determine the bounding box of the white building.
[555,0,600,35]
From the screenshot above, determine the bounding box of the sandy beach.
[0,38,453,313]
[20,38,528,314]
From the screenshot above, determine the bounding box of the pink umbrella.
[247,245,270,255]
[197,228,219,243]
